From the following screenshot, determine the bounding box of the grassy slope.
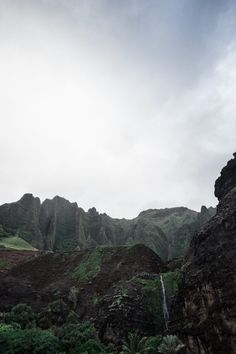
[0,236,37,251]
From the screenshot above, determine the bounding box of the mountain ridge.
[0,194,215,260]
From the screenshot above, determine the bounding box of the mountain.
[0,195,215,260]
[0,154,235,352]
[171,152,236,353]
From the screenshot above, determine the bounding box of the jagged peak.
[87,207,99,216]
[19,193,40,204]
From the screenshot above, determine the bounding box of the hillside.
[0,236,37,251]
[0,244,178,346]
[0,195,215,260]
[0,227,37,251]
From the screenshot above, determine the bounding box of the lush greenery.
[0,303,113,354]
[162,272,178,298]
[121,332,163,354]
[135,277,162,324]
[0,324,59,354]
[158,335,185,353]
[0,302,184,353]
[73,248,103,280]
[0,235,36,251]
[121,333,183,354]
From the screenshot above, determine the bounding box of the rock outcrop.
[171,153,236,354]
[215,152,236,200]
[0,195,214,260]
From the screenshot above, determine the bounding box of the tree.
[4,303,35,329]
[0,324,59,354]
[158,335,185,354]
[121,332,151,354]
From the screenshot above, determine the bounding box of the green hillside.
[0,236,37,251]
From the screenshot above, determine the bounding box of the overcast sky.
[0,0,236,218]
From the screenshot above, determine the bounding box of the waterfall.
[160,274,169,330]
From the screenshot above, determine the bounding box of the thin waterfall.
[160,274,169,330]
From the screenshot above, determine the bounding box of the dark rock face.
[215,152,236,200]
[0,195,215,260]
[172,154,236,354]
[0,194,43,249]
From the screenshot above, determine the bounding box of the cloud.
[0,0,236,217]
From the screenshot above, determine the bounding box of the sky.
[0,0,236,218]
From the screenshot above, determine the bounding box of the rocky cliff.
[0,195,214,260]
[171,153,236,354]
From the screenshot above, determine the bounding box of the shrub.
[72,338,112,354]
[121,332,151,354]
[4,304,35,329]
[57,322,97,352]
[158,335,185,354]
[0,324,59,354]
[145,335,162,353]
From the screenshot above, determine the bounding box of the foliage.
[145,335,162,353]
[55,321,113,353]
[72,338,113,354]
[37,299,70,328]
[3,304,35,329]
[162,272,178,297]
[0,235,36,251]
[135,278,162,324]
[56,322,97,351]
[73,248,103,280]
[120,332,151,354]
[158,335,185,354]
[0,324,59,354]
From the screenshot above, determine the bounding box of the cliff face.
[215,152,236,200]
[0,195,214,260]
[0,194,43,249]
[172,153,236,354]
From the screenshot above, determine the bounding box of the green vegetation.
[73,247,103,280]
[0,324,59,354]
[0,304,113,354]
[0,236,36,251]
[56,322,113,353]
[145,335,163,352]
[162,272,178,297]
[135,278,162,323]
[121,332,151,354]
[3,303,35,329]
[0,302,185,353]
[121,334,184,354]
[158,335,185,354]
[121,333,163,354]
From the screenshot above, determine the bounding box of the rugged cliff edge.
[0,195,214,260]
[171,153,236,354]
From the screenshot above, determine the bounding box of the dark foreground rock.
[171,153,236,354]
